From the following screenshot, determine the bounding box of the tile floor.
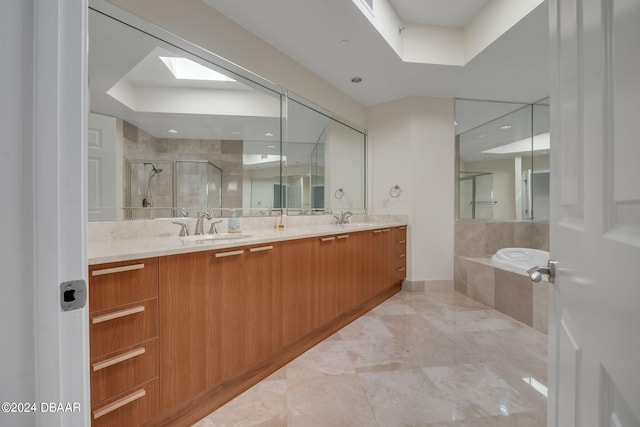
[193,290,548,427]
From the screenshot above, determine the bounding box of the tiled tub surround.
[454,221,550,333]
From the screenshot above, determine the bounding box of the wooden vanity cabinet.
[88,257,159,427]
[158,243,280,412]
[90,225,407,426]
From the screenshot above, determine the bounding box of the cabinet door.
[244,244,279,367]
[159,251,216,410]
[280,238,317,345]
[315,235,337,326]
[335,232,362,315]
[210,248,247,382]
[359,231,377,301]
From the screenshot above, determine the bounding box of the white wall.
[367,97,455,282]
[0,4,37,424]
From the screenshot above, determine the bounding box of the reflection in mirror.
[456,99,550,221]
[89,7,280,221]
[284,97,366,215]
[88,6,367,221]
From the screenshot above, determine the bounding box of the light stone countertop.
[88,221,408,265]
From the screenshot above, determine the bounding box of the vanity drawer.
[90,338,159,405]
[91,379,158,427]
[90,299,158,357]
[396,226,407,279]
[89,258,158,312]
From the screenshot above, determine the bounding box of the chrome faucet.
[172,221,189,237]
[194,212,212,235]
[334,211,353,225]
[209,219,223,234]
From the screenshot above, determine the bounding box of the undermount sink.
[181,233,252,242]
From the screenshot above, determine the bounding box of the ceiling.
[389,0,489,28]
[201,0,550,106]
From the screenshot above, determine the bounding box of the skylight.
[159,57,236,82]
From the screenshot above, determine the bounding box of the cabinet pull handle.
[398,253,406,258]
[215,250,245,258]
[91,263,144,276]
[337,235,350,239]
[249,245,273,253]
[320,237,336,242]
[91,305,145,325]
[398,267,406,272]
[373,230,382,234]
[382,229,390,232]
[92,347,146,372]
[399,240,406,244]
[93,389,146,419]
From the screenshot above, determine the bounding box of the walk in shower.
[459,171,494,220]
[127,160,222,219]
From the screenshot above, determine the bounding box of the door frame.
[34,0,90,425]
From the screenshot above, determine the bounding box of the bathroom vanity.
[87,223,407,426]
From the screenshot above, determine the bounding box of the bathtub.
[491,247,549,276]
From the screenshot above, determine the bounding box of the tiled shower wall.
[454,221,550,333]
[122,119,243,210]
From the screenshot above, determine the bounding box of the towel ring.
[389,185,401,198]
[334,188,344,199]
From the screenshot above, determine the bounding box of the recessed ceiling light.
[267,145,276,148]
[264,132,274,137]
[167,129,178,134]
[339,39,350,44]
[351,76,362,83]
[500,124,513,130]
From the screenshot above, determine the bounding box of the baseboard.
[425,280,454,291]
[402,280,425,291]
[402,280,454,292]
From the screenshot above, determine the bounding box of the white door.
[548,0,640,426]
[88,112,118,220]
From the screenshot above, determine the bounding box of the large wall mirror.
[88,4,366,221]
[455,98,550,221]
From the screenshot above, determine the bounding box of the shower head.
[151,164,163,174]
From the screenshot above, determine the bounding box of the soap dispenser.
[228,209,242,233]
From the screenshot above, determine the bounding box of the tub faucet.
[195,212,212,235]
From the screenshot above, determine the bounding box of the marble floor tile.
[287,374,378,427]
[359,368,459,425]
[193,290,548,427]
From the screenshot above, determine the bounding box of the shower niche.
[127,160,222,219]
